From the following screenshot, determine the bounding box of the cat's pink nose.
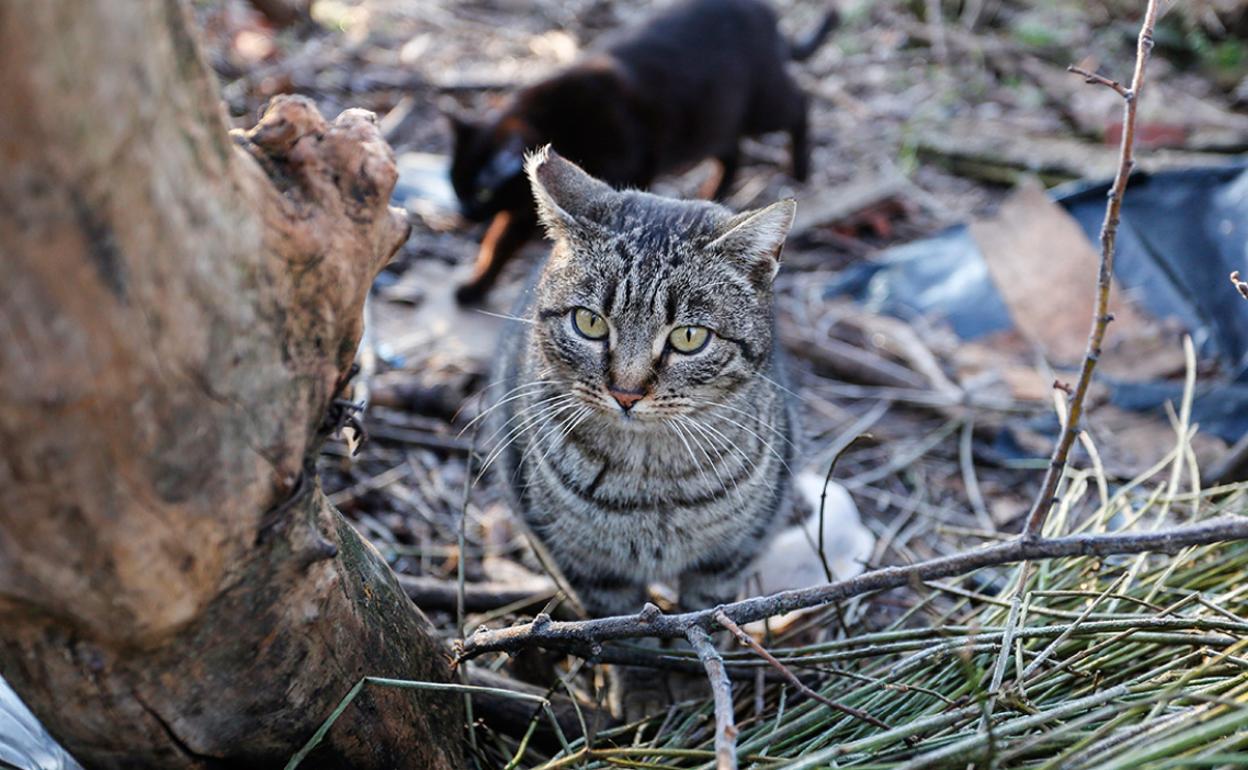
[609,387,646,410]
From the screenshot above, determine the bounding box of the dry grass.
[494,459,1248,768]
[293,360,1248,769]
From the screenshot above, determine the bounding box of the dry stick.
[687,625,738,770]
[960,418,993,531]
[457,444,478,751]
[817,433,874,582]
[458,516,1248,660]
[1066,65,1130,99]
[1022,0,1162,538]
[714,610,892,732]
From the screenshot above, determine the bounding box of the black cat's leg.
[708,146,741,200]
[789,92,811,183]
[455,208,537,304]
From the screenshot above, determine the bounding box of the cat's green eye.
[572,308,609,340]
[669,326,711,354]
[475,188,493,203]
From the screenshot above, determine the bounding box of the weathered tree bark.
[0,2,463,768]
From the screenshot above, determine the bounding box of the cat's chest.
[512,402,786,577]
[545,420,729,493]
[524,417,765,519]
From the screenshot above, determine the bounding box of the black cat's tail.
[789,5,840,61]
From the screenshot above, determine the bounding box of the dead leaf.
[969,179,1151,365]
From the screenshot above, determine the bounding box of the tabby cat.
[489,147,797,620]
[447,0,838,303]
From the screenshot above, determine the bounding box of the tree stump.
[0,2,463,768]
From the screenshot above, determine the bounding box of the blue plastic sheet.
[825,161,1248,442]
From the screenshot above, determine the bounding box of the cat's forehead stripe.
[602,276,618,315]
[647,264,668,316]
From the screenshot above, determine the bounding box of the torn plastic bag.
[1060,163,1248,370]
[823,225,1016,340]
[825,161,1248,441]
[0,675,83,770]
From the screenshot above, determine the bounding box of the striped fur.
[489,148,796,617]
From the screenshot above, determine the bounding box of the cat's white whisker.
[665,418,703,478]
[535,406,593,469]
[514,405,590,490]
[475,398,577,484]
[670,416,739,503]
[459,379,563,435]
[476,392,574,447]
[678,416,750,507]
[689,415,772,498]
[477,409,559,486]
[684,414,760,481]
[459,381,566,434]
[472,309,536,325]
[702,409,792,474]
[758,373,806,403]
[512,401,584,474]
[695,397,798,450]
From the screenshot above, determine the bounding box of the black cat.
[447,0,838,303]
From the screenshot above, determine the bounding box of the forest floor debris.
[192,1,1248,766]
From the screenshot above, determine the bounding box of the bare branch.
[1066,65,1131,99]
[1024,0,1163,538]
[687,625,738,770]
[458,516,1248,660]
[715,610,892,732]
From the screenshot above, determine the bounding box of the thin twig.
[817,433,873,582]
[1020,573,1128,682]
[286,677,565,770]
[457,445,477,750]
[327,460,411,507]
[714,610,892,731]
[397,574,556,614]
[979,563,1029,731]
[1023,0,1162,538]
[366,423,473,454]
[960,418,993,530]
[458,516,1248,660]
[1066,65,1131,98]
[687,625,738,770]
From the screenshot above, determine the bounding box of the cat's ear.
[707,199,797,283]
[525,145,613,239]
